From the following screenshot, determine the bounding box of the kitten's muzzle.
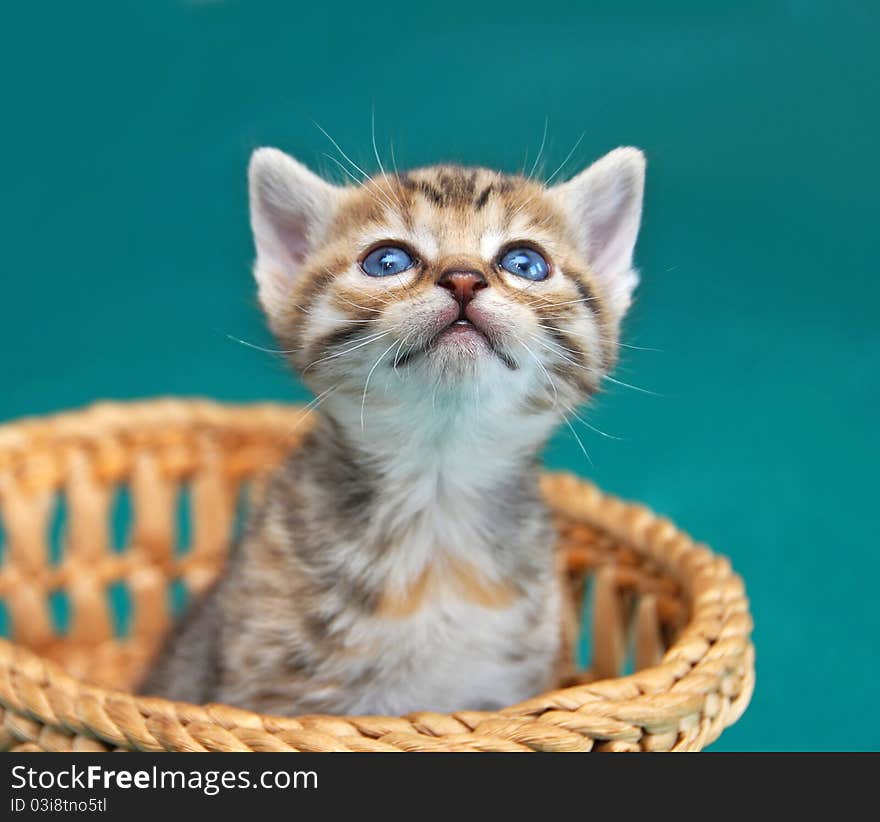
[436,269,488,314]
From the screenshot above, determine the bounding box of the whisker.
[535,323,661,354]
[617,341,663,353]
[330,281,405,310]
[389,139,400,177]
[321,152,365,187]
[603,374,661,396]
[313,121,374,185]
[518,337,559,405]
[286,383,340,436]
[333,294,385,314]
[315,119,401,214]
[559,400,623,441]
[520,337,593,465]
[527,116,549,180]
[527,332,590,371]
[529,333,578,362]
[320,152,398,213]
[392,331,415,371]
[323,266,409,310]
[563,416,594,466]
[326,272,407,311]
[361,337,401,431]
[528,295,598,309]
[226,334,297,355]
[531,330,658,394]
[515,332,593,466]
[550,324,662,353]
[302,329,393,373]
[507,190,541,222]
[518,145,531,177]
[370,108,406,212]
[345,287,401,308]
[544,131,585,186]
[533,328,583,356]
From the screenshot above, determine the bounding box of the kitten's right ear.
[248,148,342,314]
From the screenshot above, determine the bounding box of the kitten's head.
[248,147,645,439]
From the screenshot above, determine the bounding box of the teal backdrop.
[1,1,877,750]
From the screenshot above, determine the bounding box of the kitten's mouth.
[433,310,490,348]
[395,311,518,370]
[448,317,479,332]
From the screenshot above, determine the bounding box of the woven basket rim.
[0,398,755,752]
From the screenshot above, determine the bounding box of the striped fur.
[141,148,646,715]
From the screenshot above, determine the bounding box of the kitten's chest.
[322,498,558,713]
[343,589,559,715]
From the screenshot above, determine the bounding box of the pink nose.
[437,270,488,309]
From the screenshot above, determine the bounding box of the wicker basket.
[0,399,753,752]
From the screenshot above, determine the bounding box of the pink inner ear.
[271,209,312,267]
[252,200,313,278]
[588,199,638,278]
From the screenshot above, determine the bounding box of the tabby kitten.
[140,145,646,715]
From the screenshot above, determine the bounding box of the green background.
[1,1,877,750]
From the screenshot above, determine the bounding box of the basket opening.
[168,577,190,620]
[232,482,251,543]
[48,491,67,566]
[47,588,71,636]
[175,483,193,557]
[575,575,593,669]
[572,577,648,676]
[108,580,133,638]
[110,485,133,554]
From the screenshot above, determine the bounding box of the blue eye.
[499,247,550,281]
[361,246,414,277]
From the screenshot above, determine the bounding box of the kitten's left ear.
[551,147,646,318]
[249,147,343,315]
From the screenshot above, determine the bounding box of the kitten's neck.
[299,391,555,576]
[280,388,560,598]
[319,388,553,502]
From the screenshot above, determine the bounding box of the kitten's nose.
[437,269,488,309]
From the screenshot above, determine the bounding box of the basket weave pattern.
[0,400,753,752]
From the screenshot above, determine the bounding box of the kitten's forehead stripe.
[398,166,519,213]
[416,180,446,207]
[474,184,495,211]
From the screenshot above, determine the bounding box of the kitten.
[140,145,646,716]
